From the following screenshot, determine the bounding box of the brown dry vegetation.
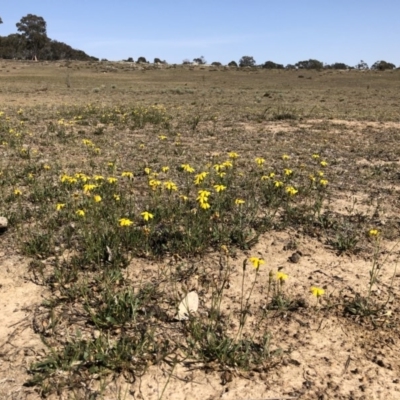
[1,60,400,400]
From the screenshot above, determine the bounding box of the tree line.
[196,56,397,71]
[0,15,398,70]
[0,14,98,61]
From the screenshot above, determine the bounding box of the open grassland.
[1,60,400,399]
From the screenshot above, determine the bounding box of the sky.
[1,1,400,67]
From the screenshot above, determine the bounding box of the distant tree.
[355,60,369,70]
[228,60,238,67]
[0,17,3,24]
[325,62,350,70]
[295,59,323,70]
[239,56,256,67]
[137,56,147,63]
[262,61,284,69]
[193,56,206,65]
[285,64,296,70]
[125,57,134,62]
[16,14,48,60]
[154,57,165,64]
[0,34,26,59]
[182,59,191,65]
[211,61,222,66]
[371,60,396,71]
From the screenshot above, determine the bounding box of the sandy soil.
[1,226,399,400]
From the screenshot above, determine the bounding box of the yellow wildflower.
[228,152,239,159]
[319,179,328,186]
[368,229,379,237]
[320,160,328,167]
[235,199,245,205]
[276,271,288,282]
[162,166,170,173]
[222,160,233,168]
[93,195,102,202]
[76,209,85,217]
[83,184,97,193]
[82,139,93,146]
[214,184,227,193]
[75,173,90,182]
[255,157,265,166]
[284,169,293,176]
[14,189,22,196]
[149,179,161,190]
[213,164,225,172]
[286,186,298,196]
[121,171,134,179]
[113,194,120,201]
[107,177,118,184]
[197,190,211,201]
[274,181,284,188]
[141,211,154,221]
[200,201,211,210]
[181,164,195,173]
[164,180,178,191]
[310,287,325,298]
[119,218,133,227]
[56,203,65,211]
[282,154,290,160]
[249,257,265,269]
[194,172,209,185]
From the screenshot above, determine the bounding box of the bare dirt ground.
[2,231,400,400]
[1,61,400,399]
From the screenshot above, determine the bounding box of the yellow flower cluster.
[197,190,211,209]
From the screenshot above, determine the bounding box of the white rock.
[175,291,199,321]
[0,217,8,230]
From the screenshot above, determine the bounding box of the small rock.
[93,330,101,339]
[221,371,233,385]
[288,252,301,263]
[0,217,8,233]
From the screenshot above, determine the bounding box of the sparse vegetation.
[1,61,400,399]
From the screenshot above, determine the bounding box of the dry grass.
[1,60,400,399]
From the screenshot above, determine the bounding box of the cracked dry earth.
[1,226,400,399]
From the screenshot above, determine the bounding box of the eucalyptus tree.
[16,14,48,60]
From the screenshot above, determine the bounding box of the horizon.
[1,0,400,67]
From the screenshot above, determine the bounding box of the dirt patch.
[0,255,47,400]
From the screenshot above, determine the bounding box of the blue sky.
[2,1,399,67]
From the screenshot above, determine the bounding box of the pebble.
[288,252,301,263]
[0,216,8,231]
